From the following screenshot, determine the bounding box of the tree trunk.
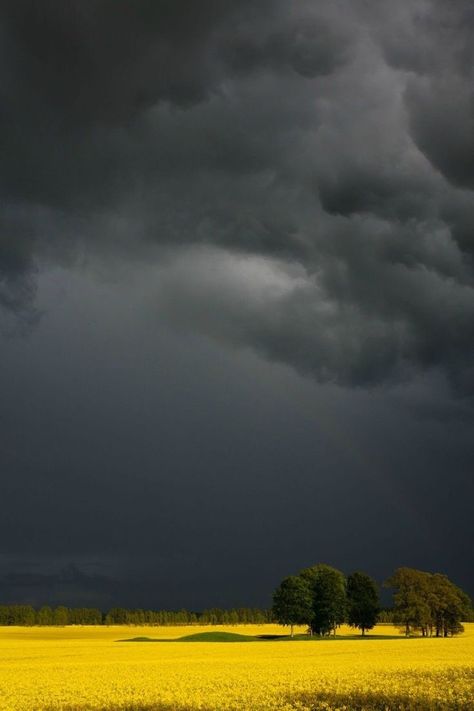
[290,624,294,638]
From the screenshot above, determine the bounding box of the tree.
[272,575,313,637]
[53,606,70,626]
[300,564,347,636]
[5,605,36,625]
[347,571,379,635]
[429,574,471,637]
[105,607,128,625]
[386,567,471,637]
[385,568,431,636]
[37,606,53,625]
[69,607,103,625]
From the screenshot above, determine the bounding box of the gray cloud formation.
[1,268,473,606]
[1,0,474,390]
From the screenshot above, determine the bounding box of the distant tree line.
[0,605,272,626]
[0,606,103,626]
[376,608,396,623]
[104,607,272,625]
[272,564,473,637]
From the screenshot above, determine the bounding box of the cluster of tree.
[0,605,272,626]
[272,564,472,637]
[273,564,379,637]
[387,567,472,637]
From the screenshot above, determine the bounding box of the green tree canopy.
[37,606,53,625]
[272,575,313,637]
[385,568,432,636]
[300,564,347,636]
[386,567,471,637]
[53,606,70,626]
[347,571,379,635]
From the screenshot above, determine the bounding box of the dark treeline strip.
[377,609,395,623]
[106,606,272,626]
[0,606,102,626]
[0,605,272,626]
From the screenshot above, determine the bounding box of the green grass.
[120,631,261,643]
[177,631,260,642]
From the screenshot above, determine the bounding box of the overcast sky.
[0,0,473,610]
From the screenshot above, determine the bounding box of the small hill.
[177,631,259,642]
[119,631,261,643]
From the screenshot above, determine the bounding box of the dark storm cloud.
[0,565,118,607]
[374,1,474,192]
[0,268,472,607]
[2,0,349,123]
[1,1,473,613]
[1,0,474,390]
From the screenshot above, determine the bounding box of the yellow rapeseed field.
[0,623,473,710]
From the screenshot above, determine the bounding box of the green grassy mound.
[177,631,260,642]
[120,631,262,643]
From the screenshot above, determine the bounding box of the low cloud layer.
[1,0,474,390]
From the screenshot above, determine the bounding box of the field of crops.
[0,623,473,710]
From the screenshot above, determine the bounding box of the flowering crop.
[0,623,473,710]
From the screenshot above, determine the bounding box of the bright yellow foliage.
[0,623,473,710]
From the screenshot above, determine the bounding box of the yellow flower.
[0,623,472,710]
